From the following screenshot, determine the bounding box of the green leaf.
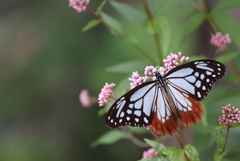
[231,122,240,128]
[106,61,149,74]
[211,12,240,46]
[214,151,226,161]
[81,19,101,32]
[109,1,145,23]
[123,35,139,44]
[143,19,160,34]
[164,146,185,161]
[100,12,124,35]
[182,11,206,39]
[216,52,240,64]
[90,130,126,147]
[214,124,227,130]
[156,16,171,55]
[144,138,166,152]
[211,0,240,13]
[96,0,107,13]
[215,129,225,149]
[184,145,200,161]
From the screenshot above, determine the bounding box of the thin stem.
[122,128,149,148]
[141,0,163,65]
[210,47,218,59]
[201,0,217,34]
[87,7,157,65]
[148,129,167,147]
[175,132,184,149]
[222,125,231,152]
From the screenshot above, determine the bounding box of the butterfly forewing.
[106,81,158,128]
[164,59,226,101]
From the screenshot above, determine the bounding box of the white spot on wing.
[127,110,132,114]
[200,74,205,80]
[195,80,201,88]
[144,117,149,123]
[206,71,211,75]
[134,110,141,117]
[185,75,196,83]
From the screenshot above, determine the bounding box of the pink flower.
[218,104,240,126]
[210,32,231,51]
[161,52,189,75]
[129,71,149,89]
[79,89,91,107]
[142,148,158,159]
[69,0,90,13]
[98,83,116,106]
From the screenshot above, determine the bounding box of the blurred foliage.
[0,0,240,161]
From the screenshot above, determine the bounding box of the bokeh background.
[0,0,240,161]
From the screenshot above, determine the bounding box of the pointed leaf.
[214,124,227,130]
[81,19,100,32]
[144,138,166,152]
[184,145,200,161]
[215,129,225,149]
[164,146,185,161]
[156,16,171,55]
[214,151,226,161]
[96,0,107,13]
[109,1,145,23]
[230,122,240,128]
[182,11,206,38]
[123,35,139,44]
[106,61,149,74]
[212,0,240,13]
[216,52,240,64]
[211,12,240,46]
[90,130,126,147]
[100,12,124,35]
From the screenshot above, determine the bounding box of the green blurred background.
[0,0,145,160]
[1,0,240,161]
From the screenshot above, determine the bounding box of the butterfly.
[106,59,226,135]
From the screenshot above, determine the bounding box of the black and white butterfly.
[106,59,226,135]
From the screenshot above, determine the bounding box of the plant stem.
[87,7,157,65]
[222,125,231,152]
[148,129,167,147]
[122,128,149,148]
[210,47,218,59]
[201,0,217,34]
[141,0,163,65]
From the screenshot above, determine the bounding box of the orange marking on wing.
[150,111,179,136]
[179,96,203,127]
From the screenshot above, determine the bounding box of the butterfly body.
[106,60,226,135]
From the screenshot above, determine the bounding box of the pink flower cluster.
[69,0,90,13]
[210,32,231,51]
[79,89,91,107]
[98,83,116,106]
[162,52,189,75]
[129,52,188,88]
[218,104,240,126]
[98,53,189,105]
[142,148,158,159]
[129,71,150,89]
